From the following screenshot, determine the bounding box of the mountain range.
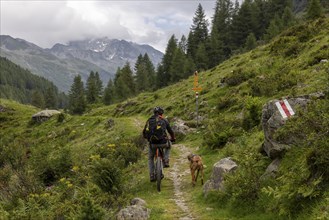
[0,35,163,92]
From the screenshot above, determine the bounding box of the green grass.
[1,18,329,219]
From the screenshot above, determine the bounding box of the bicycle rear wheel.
[156,157,162,192]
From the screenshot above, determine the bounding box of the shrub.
[203,115,243,149]
[130,135,148,151]
[222,68,254,87]
[57,113,65,123]
[307,45,329,66]
[0,205,9,220]
[221,139,268,207]
[249,68,299,97]
[30,145,73,185]
[96,142,142,167]
[216,96,237,111]
[261,147,321,216]
[89,157,124,194]
[0,141,27,169]
[242,97,263,131]
[114,143,142,167]
[249,76,278,97]
[77,196,106,220]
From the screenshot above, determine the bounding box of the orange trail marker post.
[192,71,202,127]
[195,92,199,127]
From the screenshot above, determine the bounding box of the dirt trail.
[134,118,197,219]
[167,144,195,220]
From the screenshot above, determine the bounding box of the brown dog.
[187,153,204,186]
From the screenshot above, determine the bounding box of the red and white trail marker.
[275,99,295,119]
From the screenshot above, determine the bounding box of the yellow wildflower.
[107,144,115,148]
[72,166,79,172]
[90,154,101,160]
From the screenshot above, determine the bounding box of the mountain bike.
[152,141,172,192]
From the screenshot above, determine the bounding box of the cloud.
[0,0,216,52]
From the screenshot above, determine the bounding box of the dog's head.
[187,153,194,162]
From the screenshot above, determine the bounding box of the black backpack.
[145,115,166,142]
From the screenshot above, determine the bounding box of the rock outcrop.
[116,198,150,220]
[261,92,325,158]
[32,109,61,122]
[171,118,196,137]
[261,92,325,176]
[203,157,237,197]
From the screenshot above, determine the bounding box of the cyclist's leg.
[164,141,171,167]
[148,143,156,181]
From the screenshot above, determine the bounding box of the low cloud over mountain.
[0,35,163,92]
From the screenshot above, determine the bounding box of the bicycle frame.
[152,143,167,192]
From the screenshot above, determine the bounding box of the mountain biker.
[143,106,175,182]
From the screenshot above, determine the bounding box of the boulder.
[203,157,237,197]
[32,109,61,122]
[171,118,196,136]
[116,198,150,220]
[261,92,325,158]
[261,158,281,179]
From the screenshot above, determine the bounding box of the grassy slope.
[1,18,328,219]
[92,18,328,219]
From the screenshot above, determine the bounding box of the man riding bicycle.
[143,106,175,182]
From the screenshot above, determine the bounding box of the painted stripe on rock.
[283,99,295,116]
[275,99,295,119]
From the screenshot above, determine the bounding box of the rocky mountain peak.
[0,35,163,92]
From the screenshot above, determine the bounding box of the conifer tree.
[306,0,323,20]
[171,47,195,81]
[143,53,156,90]
[170,47,187,82]
[121,62,135,95]
[187,4,209,63]
[113,63,135,101]
[44,87,58,109]
[282,6,295,27]
[156,35,178,88]
[103,79,114,105]
[178,35,188,54]
[252,0,270,38]
[269,0,292,18]
[31,90,45,108]
[68,75,86,114]
[94,72,103,99]
[195,43,208,71]
[135,54,146,93]
[57,92,69,109]
[264,14,283,42]
[207,29,223,68]
[86,71,98,104]
[244,32,257,51]
[208,0,234,67]
[135,53,156,93]
[155,64,165,90]
[230,0,256,50]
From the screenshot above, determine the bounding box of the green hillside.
[0,57,67,109]
[0,18,328,219]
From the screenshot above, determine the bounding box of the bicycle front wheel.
[156,157,162,192]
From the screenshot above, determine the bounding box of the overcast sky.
[0,0,221,53]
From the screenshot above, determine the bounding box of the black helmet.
[153,106,164,115]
